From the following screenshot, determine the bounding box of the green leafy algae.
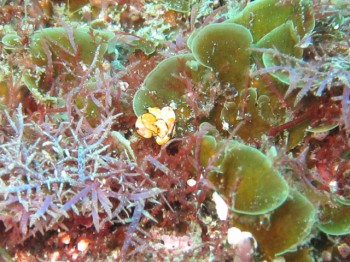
[256,21,302,57]
[236,190,316,258]
[220,88,276,141]
[189,23,253,91]
[226,0,315,42]
[200,133,289,215]
[161,0,190,13]
[30,26,114,66]
[318,203,350,235]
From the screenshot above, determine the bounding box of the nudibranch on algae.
[135,106,176,145]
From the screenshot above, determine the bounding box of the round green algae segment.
[257,21,303,85]
[226,0,315,42]
[256,21,302,57]
[199,134,226,169]
[1,33,21,50]
[236,190,316,258]
[220,141,289,214]
[30,27,114,66]
[189,23,253,91]
[318,203,350,235]
[200,135,289,215]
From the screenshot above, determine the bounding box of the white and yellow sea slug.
[135,106,176,145]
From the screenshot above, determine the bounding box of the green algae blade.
[202,138,289,215]
[189,23,252,91]
[318,204,350,235]
[226,0,315,42]
[235,190,316,258]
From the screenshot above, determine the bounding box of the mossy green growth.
[133,54,214,131]
[29,26,114,66]
[200,132,289,215]
[226,0,315,42]
[161,0,190,13]
[236,190,316,258]
[189,23,253,91]
[318,203,350,235]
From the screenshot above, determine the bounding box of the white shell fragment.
[213,191,228,221]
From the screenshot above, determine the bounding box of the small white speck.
[222,121,230,131]
[187,179,196,187]
[329,180,338,193]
